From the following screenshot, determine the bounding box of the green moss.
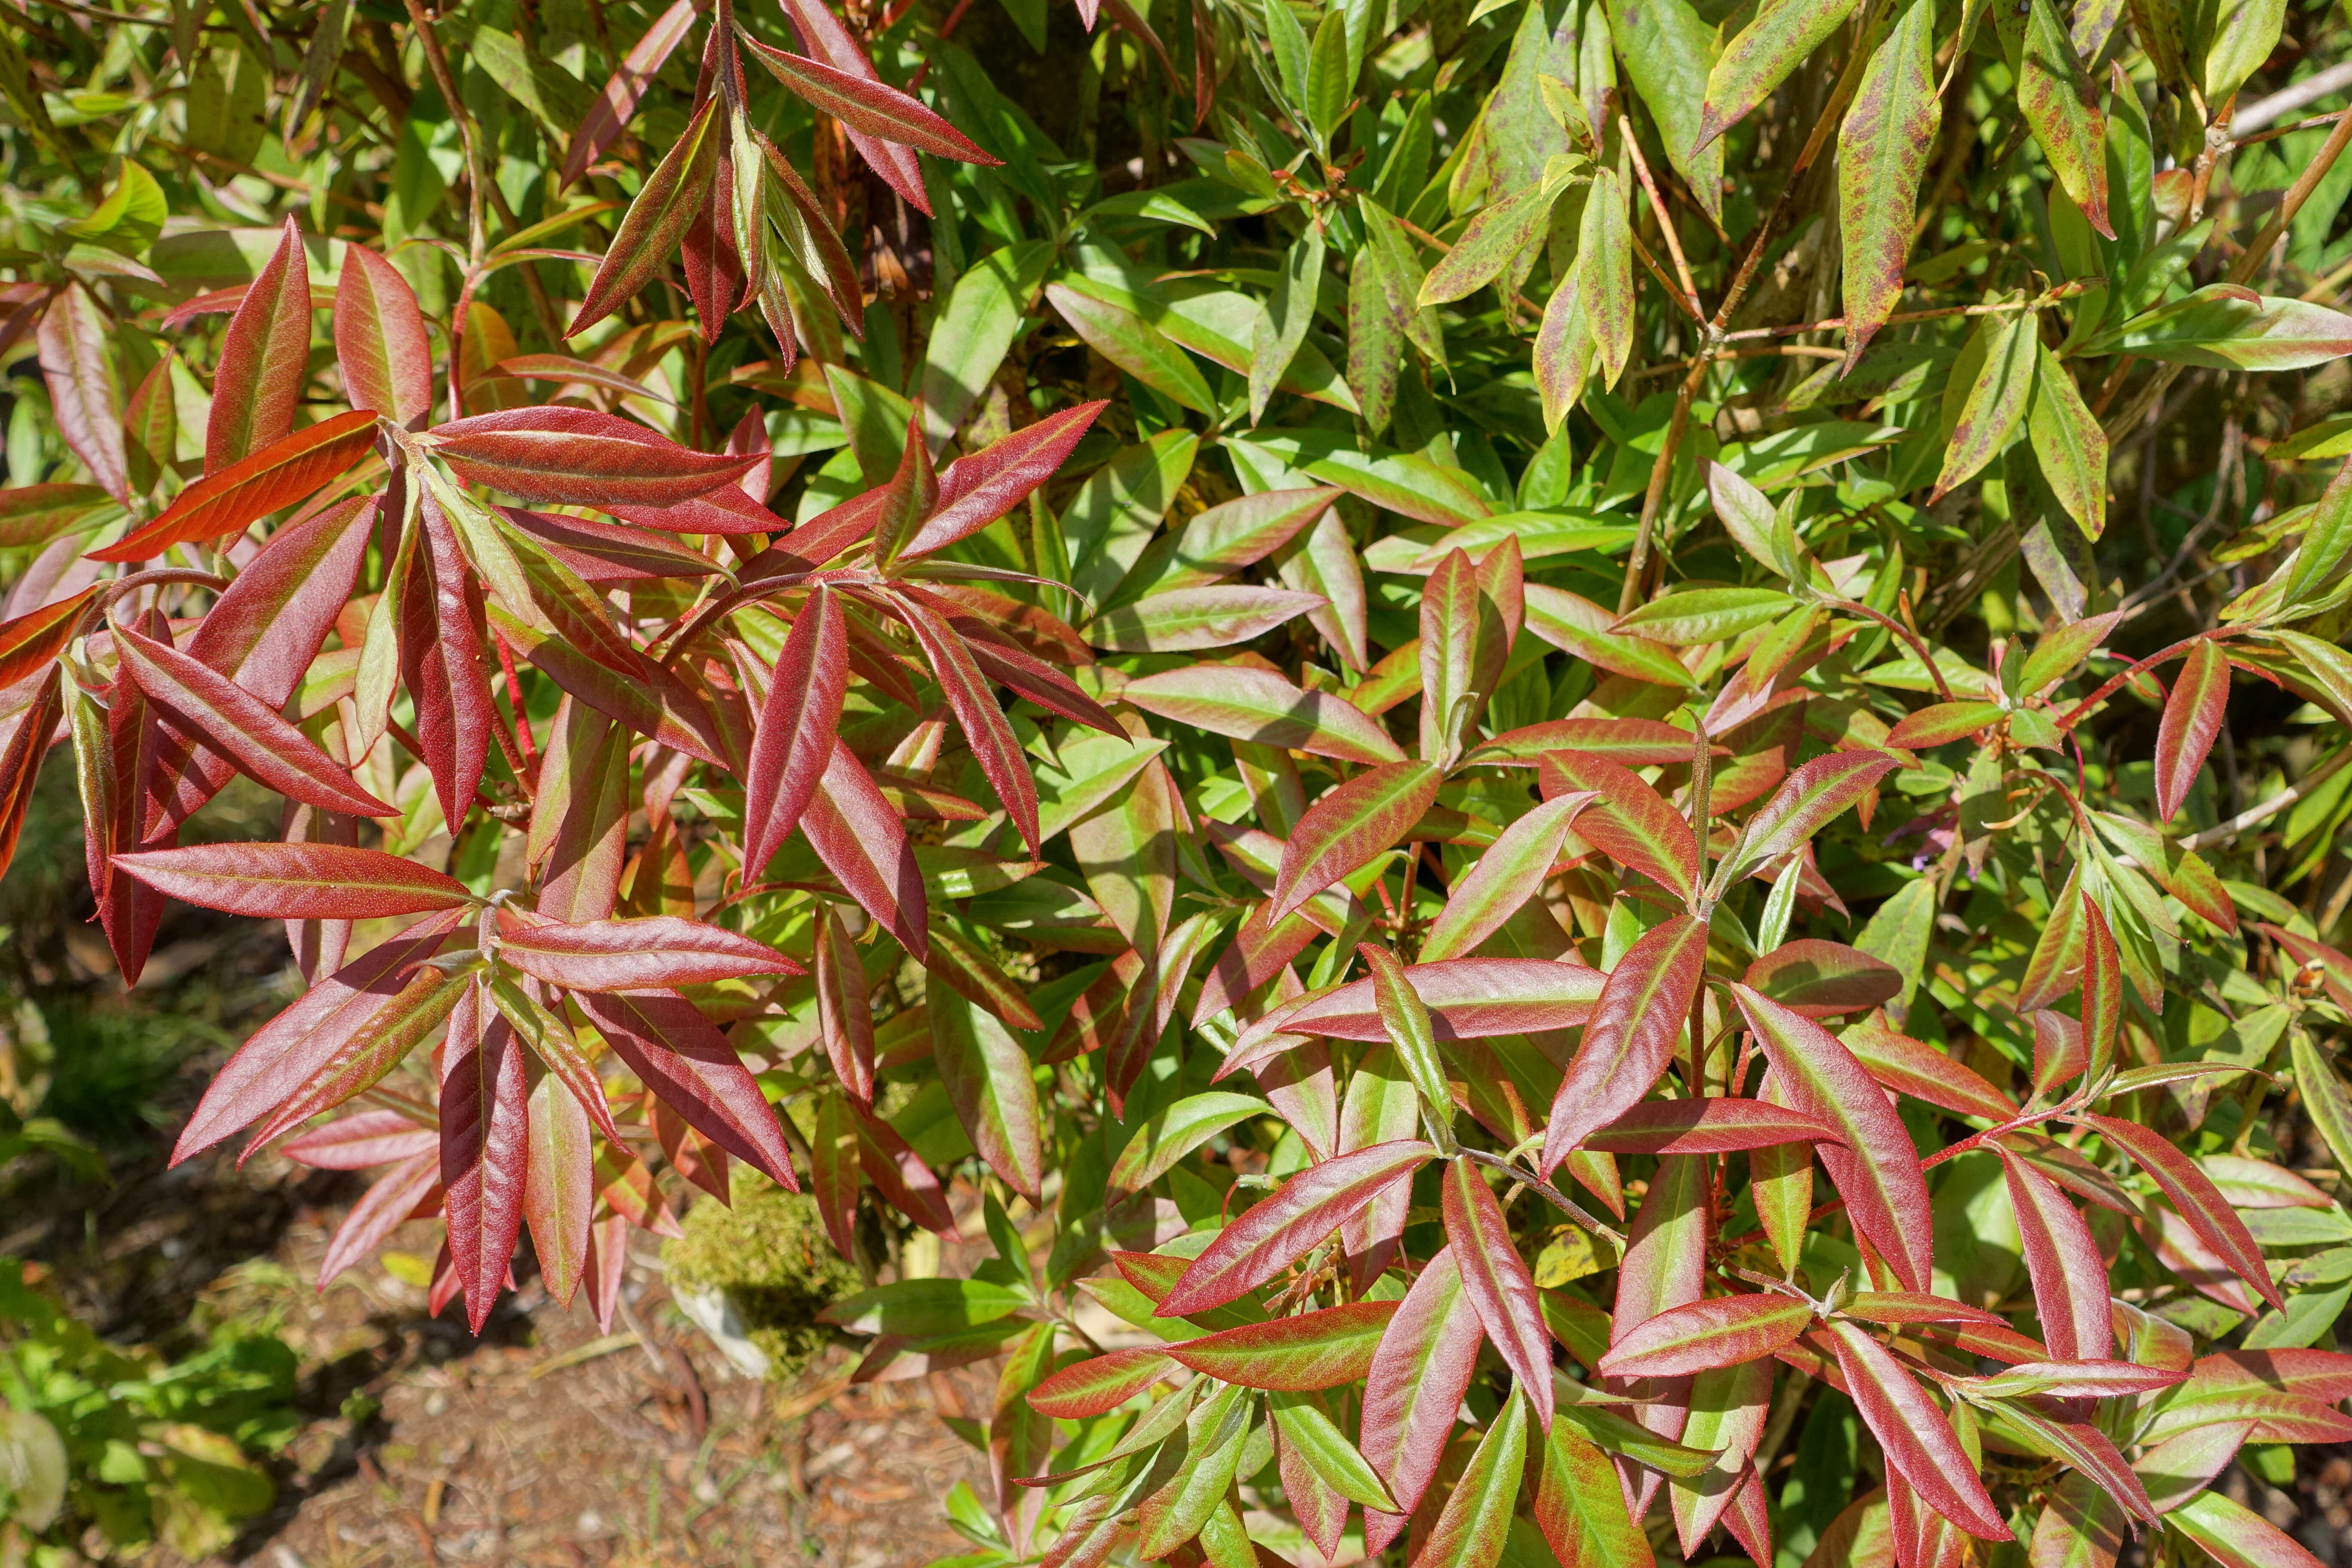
[661,1170,862,1381]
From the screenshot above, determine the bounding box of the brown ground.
[33,1134,991,1568]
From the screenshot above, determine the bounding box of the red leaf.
[524,1069,596,1306]
[442,984,529,1332]
[2156,638,2230,821]
[1228,956,1604,1058]
[1478,717,1701,767]
[811,1089,860,1257]
[1165,1302,1398,1390]
[851,1101,956,1232]
[318,1148,441,1286]
[567,93,723,335]
[2082,893,2122,1082]
[501,508,726,583]
[1442,1156,1555,1427]
[113,623,395,818]
[1542,914,1708,1171]
[207,216,314,472]
[334,243,434,426]
[741,39,1000,163]
[1359,1243,1484,1521]
[1157,1141,1434,1317]
[404,498,497,828]
[801,740,929,961]
[35,282,129,502]
[575,989,800,1191]
[1733,750,1903,873]
[895,593,1041,854]
[563,0,696,188]
[1599,1294,1813,1380]
[426,407,761,508]
[174,913,464,1161]
[1584,1098,1844,1155]
[2082,1113,2282,1310]
[114,842,472,919]
[1996,1146,2113,1363]
[88,410,380,563]
[1742,939,1902,1017]
[1537,749,1700,898]
[815,905,877,1103]
[1840,1015,2021,1123]
[1729,985,1937,1293]
[243,963,474,1156]
[1825,1320,2012,1540]
[282,1108,438,1170]
[497,915,802,991]
[1270,760,1441,922]
[0,666,61,885]
[0,583,98,692]
[1028,1347,1180,1418]
[775,0,929,211]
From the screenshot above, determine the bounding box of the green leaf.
[1251,227,1327,424]
[1701,0,1861,150]
[1932,310,2039,502]
[1110,1091,1270,1192]
[1837,0,1941,368]
[1047,281,1219,414]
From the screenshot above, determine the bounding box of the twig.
[1460,1148,1625,1247]
[2183,745,2352,851]
[1619,114,1700,320]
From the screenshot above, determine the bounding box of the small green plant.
[0,1259,296,1562]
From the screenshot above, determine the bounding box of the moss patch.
[661,1171,863,1381]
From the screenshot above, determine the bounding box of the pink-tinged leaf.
[1585,1098,1844,1155]
[2137,1421,2257,1513]
[2032,1009,2088,1098]
[895,595,1040,855]
[86,410,380,562]
[930,984,1045,1203]
[114,842,470,919]
[1743,939,1902,1018]
[1841,1015,2021,1122]
[1536,749,1700,897]
[35,282,129,501]
[1542,914,1707,1172]
[1417,1388,1529,1568]
[568,93,723,334]
[1360,1243,1484,1524]
[801,740,929,961]
[946,614,1124,738]
[1733,751,1903,874]
[2168,1488,2328,1568]
[1165,1302,1397,1390]
[334,243,432,426]
[1536,1412,1658,1568]
[1474,717,1701,767]
[1522,583,1698,690]
[2156,639,2229,821]
[889,401,1107,557]
[1028,1348,1180,1418]
[606,483,788,536]
[241,964,473,1157]
[1825,1320,2012,1541]
[151,494,376,827]
[525,1070,595,1306]
[501,509,723,584]
[1609,1153,1709,1506]
[207,216,313,471]
[113,624,395,818]
[1885,700,2006,750]
[2081,1113,2282,1310]
[442,986,528,1332]
[174,913,463,1161]
[1420,791,1590,962]
[498,915,802,991]
[404,499,496,827]
[775,0,929,211]
[574,989,799,1191]
[1442,1157,1555,1427]
[1157,1140,1434,1317]
[1840,1292,2013,1330]
[283,1108,438,1170]
[1121,665,1405,766]
[741,38,998,163]
[1228,957,1605,1057]
[851,1101,955,1233]
[811,1089,860,1256]
[563,0,696,188]
[318,1148,440,1286]
[1729,985,1935,1292]
[1997,1146,2113,1363]
[426,407,760,509]
[815,906,877,1104]
[1973,1358,2188,1399]
[1268,760,1439,923]
[1087,584,1327,652]
[2081,894,2122,1083]
[1599,1294,1812,1380]
[0,584,98,692]
[742,584,847,876]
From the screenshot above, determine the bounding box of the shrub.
[5,0,2352,1563]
